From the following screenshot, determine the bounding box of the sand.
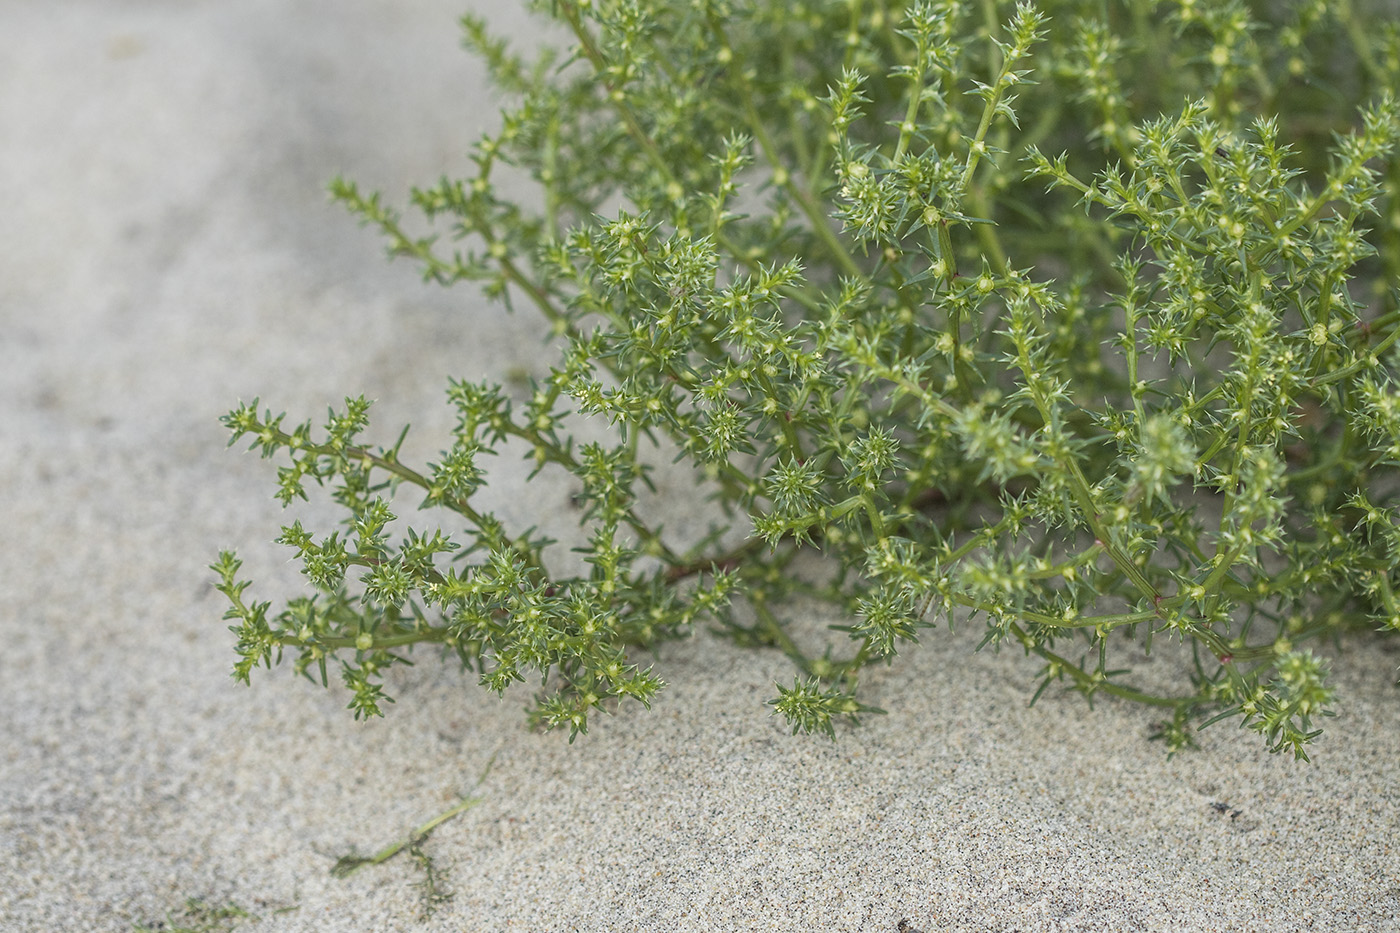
[3,2,1399,931]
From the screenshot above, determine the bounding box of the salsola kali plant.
[215,0,1400,759]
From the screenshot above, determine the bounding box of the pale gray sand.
[3,3,1399,931]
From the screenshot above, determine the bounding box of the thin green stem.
[1014,625,1193,708]
[707,15,866,281]
[333,754,496,878]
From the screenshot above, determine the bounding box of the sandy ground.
[3,2,1400,931]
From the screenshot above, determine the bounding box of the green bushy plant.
[215,0,1400,759]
